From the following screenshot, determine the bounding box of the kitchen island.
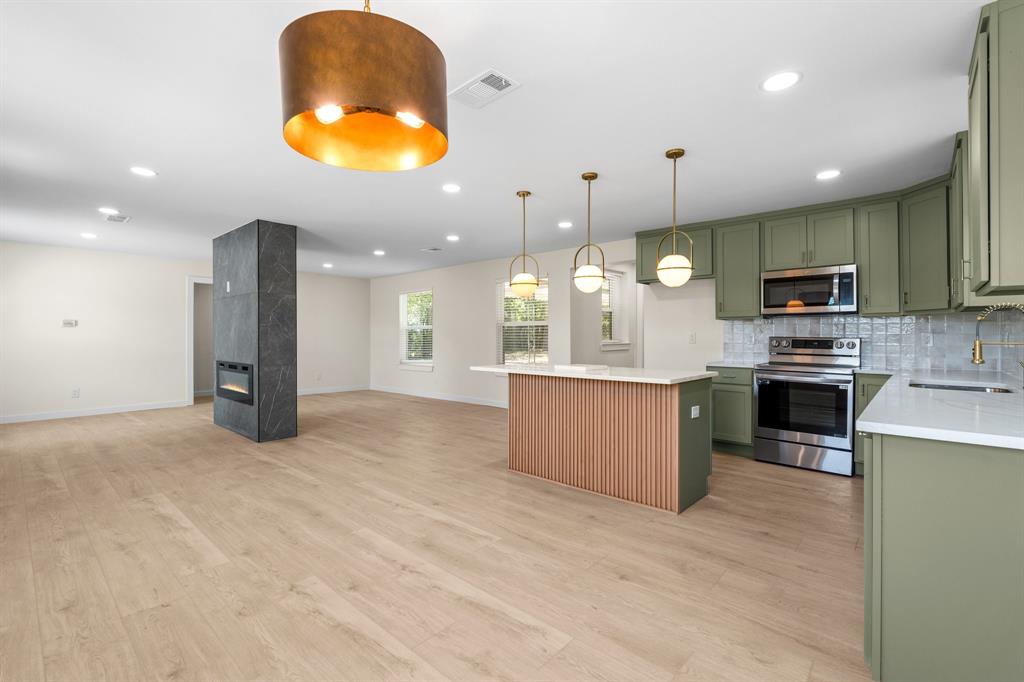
[856,369,1024,682]
[470,364,715,513]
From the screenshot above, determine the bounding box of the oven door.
[753,371,854,450]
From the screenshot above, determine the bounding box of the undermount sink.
[909,382,1014,394]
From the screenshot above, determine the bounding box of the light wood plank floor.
[1,391,871,682]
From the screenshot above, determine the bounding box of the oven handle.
[755,372,853,386]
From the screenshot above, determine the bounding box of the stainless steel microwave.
[761,264,857,316]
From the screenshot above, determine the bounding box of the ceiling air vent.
[449,69,520,109]
[420,247,443,253]
[106,214,131,223]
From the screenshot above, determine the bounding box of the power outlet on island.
[690,405,699,419]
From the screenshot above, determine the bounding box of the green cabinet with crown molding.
[900,183,951,313]
[763,209,854,271]
[715,222,761,319]
[636,226,713,284]
[856,202,902,316]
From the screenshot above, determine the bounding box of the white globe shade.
[656,253,693,287]
[573,263,604,293]
[510,271,539,299]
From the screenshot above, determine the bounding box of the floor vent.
[106,214,131,223]
[449,69,520,109]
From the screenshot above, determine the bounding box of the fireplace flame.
[220,383,249,394]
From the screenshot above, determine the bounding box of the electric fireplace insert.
[216,361,253,404]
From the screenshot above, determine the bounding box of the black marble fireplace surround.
[212,220,297,442]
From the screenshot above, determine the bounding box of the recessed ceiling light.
[322,262,333,268]
[130,166,157,177]
[373,249,386,256]
[446,234,460,242]
[761,71,801,92]
[81,232,97,239]
[441,183,461,193]
[558,221,573,229]
[816,169,841,180]
[97,206,119,215]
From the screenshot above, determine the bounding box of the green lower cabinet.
[636,227,713,284]
[807,208,855,267]
[855,203,902,315]
[710,384,752,445]
[900,183,951,313]
[715,222,761,318]
[854,373,890,468]
[864,434,1024,681]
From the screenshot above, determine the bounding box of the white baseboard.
[1,399,191,424]
[369,384,508,409]
[193,389,214,397]
[297,384,370,396]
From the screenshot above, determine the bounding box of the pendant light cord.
[586,177,592,265]
[521,192,527,272]
[672,155,678,252]
[363,0,371,12]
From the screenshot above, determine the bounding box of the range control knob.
[781,339,791,348]
[846,340,857,349]
[771,339,780,348]
[835,340,845,349]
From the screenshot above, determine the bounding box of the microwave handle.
[756,373,853,386]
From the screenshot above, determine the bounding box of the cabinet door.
[949,138,965,310]
[711,383,752,445]
[686,227,714,279]
[807,208,855,267]
[967,32,990,292]
[854,374,890,465]
[855,202,901,315]
[901,184,950,313]
[636,233,660,284]
[762,216,807,271]
[715,222,761,319]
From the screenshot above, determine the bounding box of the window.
[496,279,549,364]
[399,290,433,366]
[601,270,628,344]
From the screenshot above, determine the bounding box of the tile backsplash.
[722,312,1024,373]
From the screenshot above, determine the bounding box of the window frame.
[399,288,434,371]
[601,269,631,350]
[496,277,550,366]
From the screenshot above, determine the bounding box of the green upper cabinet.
[856,202,902,315]
[635,226,713,284]
[966,0,1024,294]
[900,183,950,313]
[807,208,855,267]
[715,222,760,319]
[763,210,854,271]
[762,216,806,271]
[952,131,1024,309]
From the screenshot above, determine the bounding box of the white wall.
[297,272,370,393]
[0,241,213,421]
[0,241,372,422]
[571,260,637,368]
[370,238,640,407]
[642,277,723,369]
[192,283,214,394]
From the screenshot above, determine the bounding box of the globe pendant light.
[278,0,448,171]
[509,190,540,299]
[573,172,605,294]
[656,148,694,287]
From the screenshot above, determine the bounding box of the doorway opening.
[186,276,214,405]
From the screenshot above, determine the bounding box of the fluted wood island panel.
[507,373,712,513]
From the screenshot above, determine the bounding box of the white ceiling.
[0,1,983,278]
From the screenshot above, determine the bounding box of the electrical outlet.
[71,388,80,399]
[688,331,697,344]
[690,405,699,419]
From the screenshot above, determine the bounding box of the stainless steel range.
[754,336,861,476]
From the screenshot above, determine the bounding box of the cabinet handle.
[718,301,723,312]
[903,291,909,305]
[808,249,814,263]
[801,250,806,263]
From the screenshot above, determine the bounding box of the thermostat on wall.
[61,319,78,327]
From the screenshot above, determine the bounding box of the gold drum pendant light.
[278,0,448,171]
[656,148,694,287]
[573,172,605,293]
[509,190,540,299]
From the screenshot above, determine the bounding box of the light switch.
[226,280,231,293]
[688,332,697,344]
[690,405,700,419]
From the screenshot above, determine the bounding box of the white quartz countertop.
[469,364,717,385]
[857,369,1024,450]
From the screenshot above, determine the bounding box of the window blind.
[399,290,433,363]
[602,270,627,343]
[495,279,549,364]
